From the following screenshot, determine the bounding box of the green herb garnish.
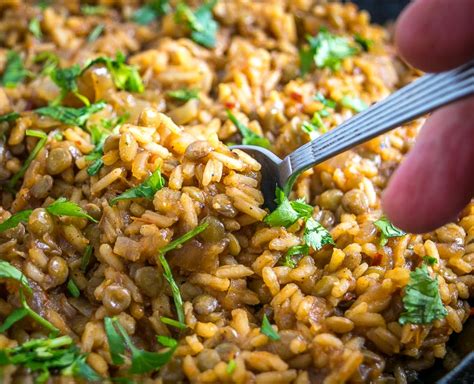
[226,359,236,375]
[7,130,48,190]
[175,0,218,48]
[46,197,98,223]
[160,316,187,330]
[0,308,29,332]
[104,317,177,374]
[67,279,80,298]
[261,314,280,341]
[35,101,106,127]
[82,53,144,93]
[158,222,209,325]
[303,217,335,251]
[354,34,373,52]
[226,110,270,149]
[300,27,357,75]
[282,245,309,268]
[0,335,101,383]
[50,65,90,106]
[301,111,327,138]
[0,112,20,123]
[423,256,438,265]
[28,18,42,39]
[264,188,312,227]
[0,260,32,293]
[399,264,448,325]
[167,88,199,101]
[33,51,59,76]
[1,51,29,88]
[0,210,33,233]
[81,4,108,15]
[314,92,336,109]
[81,245,93,272]
[87,24,104,43]
[132,0,170,25]
[341,95,368,113]
[374,216,406,246]
[111,168,165,205]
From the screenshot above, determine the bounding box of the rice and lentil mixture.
[0,0,473,383]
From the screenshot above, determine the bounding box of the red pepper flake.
[224,101,236,109]
[371,253,383,266]
[290,91,303,103]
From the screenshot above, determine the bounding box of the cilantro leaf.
[50,65,90,106]
[282,245,309,268]
[104,317,125,365]
[160,316,187,329]
[1,51,29,88]
[86,158,103,176]
[157,335,178,349]
[314,92,336,109]
[374,216,406,246]
[300,28,357,74]
[0,112,20,123]
[33,51,59,76]
[301,111,327,138]
[158,222,209,324]
[354,34,373,52]
[81,245,93,272]
[167,88,199,101]
[399,264,448,324]
[87,24,104,43]
[35,101,106,127]
[81,5,108,15]
[46,197,98,223]
[0,210,33,233]
[261,314,280,341]
[341,95,368,113]
[0,260,31,293]
[132,0,170,25]
[67,279,80,298]
[227,359,236,375]
[19,290,59,334]
[82,53,144,93]
[226,110,270,149]
[264,188,312,227]
[0,308,29,332]
[7,130,48,189]
[304,217,334,251]
[175,0,218,48]
[110,168,165,205]
[423,256,438,265]
[63,354,102,382]
[28,18,42,39]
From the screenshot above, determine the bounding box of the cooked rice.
[0,1,473,383]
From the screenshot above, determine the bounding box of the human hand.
[382,0,474,233]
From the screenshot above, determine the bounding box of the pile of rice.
[0,1,473,383]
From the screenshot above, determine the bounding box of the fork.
[232,59,474,210]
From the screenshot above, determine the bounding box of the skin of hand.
[381,0,474,234]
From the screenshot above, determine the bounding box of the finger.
[395,0,474,72]
[382,97,474,233]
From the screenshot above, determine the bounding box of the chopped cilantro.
[264,188,312,227]
[0,112,20,123]
[1,51,29,88]
[300,28,357,75]
[28,18,42,40]
[303,217,335,251]
[399,264,448,324]
[104,317,177,374]
[167,88,199,101]
[35,101,106,127]
[67,279,80,298]
[160,316,187,329]
[301,111,327,138]
[227,359,236,375]
[0,260,32,293]
[423,256,438,265]
[226,110,271,149]
[0,335,101,382]
[282,245,309,268]
[261,314,280,341]
[81,245,93,272]
[33,51,59,76]
[0,308,29,332]
[82,53,144,93]
[175,0,219,48]
[46,197,98,223]
[132,0,170,25]
[374,216,406,246]
[7,130,48,190]
[0,210,33,233]
[87,24,104,43]
[341,95,368,113]
[50,65,90,106]
[158,222,209,325]
[81,4,108,15]
[110,168,165,204]
[354,34,373,52]
[314,92,336,109]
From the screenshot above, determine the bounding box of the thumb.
[382,97,474,233]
